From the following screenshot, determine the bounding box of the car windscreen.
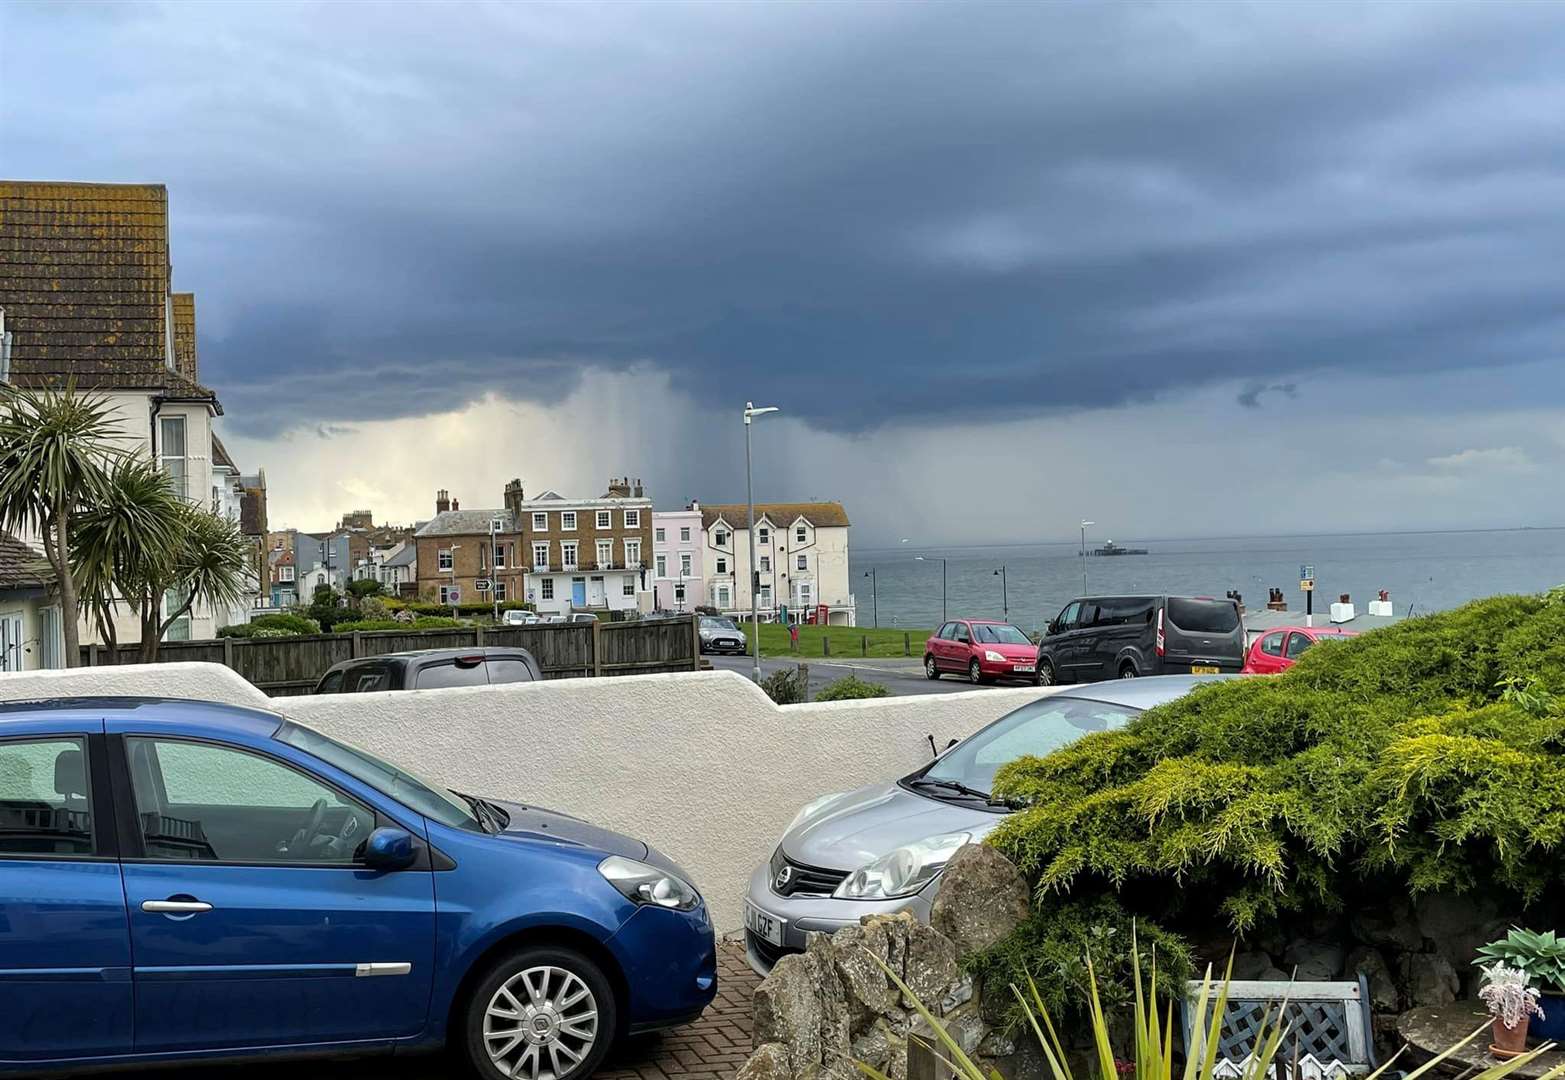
[974,624,1031,645]
[917,697,1137,794]
[1166,597,1240,634]
[276,721,482,831]
[702,617,738,629]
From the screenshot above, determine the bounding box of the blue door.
[572,577,587,607]
[114,735,435,1053]
[0,731,133,1064]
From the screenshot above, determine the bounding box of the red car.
[924,619,1039,683]
[1242,625,1357,674]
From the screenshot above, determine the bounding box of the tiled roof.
[384,545,417,568]
[415,509,518,537]
[171,291,197,382]
[700,502,851,531]
[0,532,52,590]
[0,181,218,404]
[211,433,236,470]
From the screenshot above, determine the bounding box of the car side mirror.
[362,827,418,871]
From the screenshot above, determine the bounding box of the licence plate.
[1191,665,1220,675]
[745,901,785,947]
[1013,664,1035,673]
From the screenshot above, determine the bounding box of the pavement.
[706,653,1036,696]
[169,941,761,1079]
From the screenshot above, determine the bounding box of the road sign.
[1300,564,1315,581]
[447,587,461,604]
[1300,579,1315,592]
[475,578,492,592]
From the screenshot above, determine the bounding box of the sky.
[3,1,1564,545]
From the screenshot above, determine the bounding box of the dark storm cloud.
[1238,383,1299,409]
[6,0,1565,434]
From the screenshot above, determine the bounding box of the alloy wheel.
[1036,661,1054,686]
[483,965,599,1080]
[925,656,939,680]
[968,660,982,684]
[1120,664,1137,679]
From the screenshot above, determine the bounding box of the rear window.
[348,668,391,693]
[414,661,488,690]
[1166,598,1240,634]
[316,671,344,694]
[487,658,535,684]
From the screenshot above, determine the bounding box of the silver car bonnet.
[779,781,1003,875]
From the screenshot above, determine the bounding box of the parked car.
[314,646,543,693]
[744,675,1225,974]
[0,697,715,1077]
[923,619,1038,683]
[698,615,746,655]
[1242,625,1357,674]
[501,609,542,626]
[1034,594,1244,685]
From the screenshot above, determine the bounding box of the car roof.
[0,696,286,738]
[323,646,536,675]
[1049,673,1236,710]
[1260,625,1356,635]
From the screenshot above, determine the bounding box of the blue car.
[0,697,716,1078]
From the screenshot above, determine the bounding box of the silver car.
[743,675,1225,974]
[699,615,747,654]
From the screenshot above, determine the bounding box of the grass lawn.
[744,622,932,658]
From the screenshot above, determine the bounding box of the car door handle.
[142,899,213,914]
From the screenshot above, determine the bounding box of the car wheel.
[924,655,940,680]
[463,945,616,1080]
[968,659,984,684]
[1035,659,1055,686]
[1120,662,1138,679]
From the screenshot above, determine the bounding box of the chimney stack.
[606,477,631,498]
[632,477,644,499]
[1266,587,1287,611]
[504,478,525,519]
[452,497,460,512]
[436,489,451,514]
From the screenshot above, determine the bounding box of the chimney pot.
[436,489,451,514]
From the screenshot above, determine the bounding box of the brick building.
[518,479,654,616]
[413,485,526,606]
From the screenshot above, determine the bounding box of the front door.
[587,575,606,607]
[0,731,133,1063]
[0,610,23,671]
[571,577,587,608]
[111,733,435,1053]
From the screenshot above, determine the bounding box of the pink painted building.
[652,504,706,612]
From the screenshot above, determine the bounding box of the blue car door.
[0,726,133,1064]
[109,731,436,1053]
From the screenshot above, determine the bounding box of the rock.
[1260,966,1290,982]
[898,919,962,1009]
[1230,951,1275,981]
[1283,939,1345,981]
[737,1042,794,1080]
[1345,946,1400,1012]
[929,844,1031,956]
[1401,953,1460,1007]
[1414,893,1506,968]
[753,951,828,1065]
[1351,900,1424,952]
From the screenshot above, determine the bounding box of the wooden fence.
[82,617,702,697]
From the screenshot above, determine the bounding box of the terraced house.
[700,501,855,625]
[0,180,265,661]
[519,478,654,617]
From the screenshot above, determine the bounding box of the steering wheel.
[282,798,329,856]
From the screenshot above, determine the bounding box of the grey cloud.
[1237,383,1299,409]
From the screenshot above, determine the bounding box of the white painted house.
[698,502,855,625]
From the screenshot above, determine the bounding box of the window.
[163,586,192,642]
[796,554,807,571]
[126,738,373,864]
[414,662,488,690]
[714,530,727,547]
[561,511,577,530]
[276,722,480,831]
[624,539,641,567]
[1054,602,1081,632]
[492,581,506,603]
[1166,598,1240,634]
[493,544,507,570]
[438,584,459,604]
[758,527,769,544]
[1285,633,1315,660]
[279,565,295,582]
[438,549,453,571]
[533,542,550,570]
[655,527,665,542]
[953,623,972,643]
[541,579,555,601]
[759,556,770,572]
[562,541,578,569]
[795,525,807,543]
[716,556,728,574]
[0,737,93,856]
[159,416,188,500]
[716,585,731,608]
[656,554,667,577]
[533,512,548,531]
[680,553,692,577]
[488,658,535,684]
[674,583,686,604]
[622,575,635,597]
[1260,632,1286,657]
[975,624,1031,644]
[759,585,772,608]
[624,509,641,528]
[596,540,614,568]
[680,526,691,542]
[921,697,1135,793]
[596,510,612,529]
[479,544,487,571]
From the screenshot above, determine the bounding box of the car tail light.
[455,654,485,668]
[1155,609,1165,656]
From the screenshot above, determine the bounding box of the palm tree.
[0,383,119,667]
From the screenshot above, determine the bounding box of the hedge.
[218,612,320,638]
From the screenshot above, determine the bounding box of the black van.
[1035,595,1244,684]
[313,647,543,694]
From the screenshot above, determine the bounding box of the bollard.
[861,634,868,657]
[823,636,831,657]
[904,632,911,656]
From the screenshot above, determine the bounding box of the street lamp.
[863,569,878,628]
[994,566,1008,619]
[744,401,780,683]
[915,555,946,624]
[1079,520,1095,594]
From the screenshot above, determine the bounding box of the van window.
[1054,603,1081,632]
[1076,603,1100,629]
[1099,597,1155,626]
[1166,598,1240,634]
[348,668,391,693]
[414,661,488,690]
[316,670,344,694]
[487,658,535,684]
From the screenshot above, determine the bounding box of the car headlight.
[598,855,701,911]
[983,650,1005,662]
[786,791,846,836]
[833,832,971,900]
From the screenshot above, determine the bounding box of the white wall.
[0,663,1047,931]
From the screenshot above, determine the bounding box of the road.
[705,654,1035,696]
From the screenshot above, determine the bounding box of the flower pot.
[1492,1014,1531,1058]
[1532,991,1565,1042]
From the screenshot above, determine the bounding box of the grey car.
[699,615,747,654]
[743,675,1226,974]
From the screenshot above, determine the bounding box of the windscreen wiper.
[454,791,500,833]
[909,777,990,800]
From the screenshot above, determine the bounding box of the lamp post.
[994,566,1008,619]
[1079,520,1095,594]
[489,517,502,623]
[863,569,878,628]
[915,555,946,624]
[744,401,780,682]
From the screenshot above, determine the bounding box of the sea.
[850,529,1565,634]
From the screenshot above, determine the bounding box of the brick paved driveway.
[163,941,760,1080]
